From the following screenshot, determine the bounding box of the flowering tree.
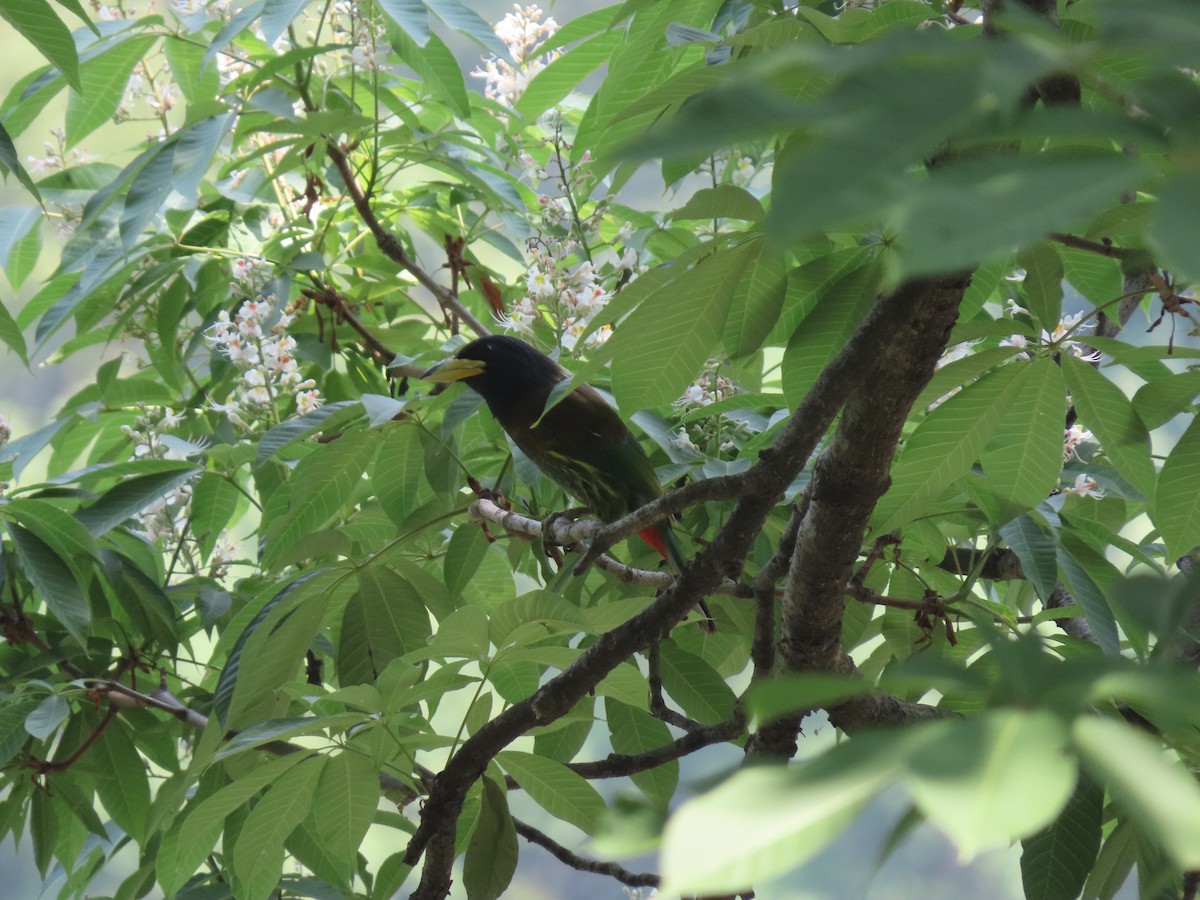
[2,0,1200,898]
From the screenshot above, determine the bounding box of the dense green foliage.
[1,0,1200,897]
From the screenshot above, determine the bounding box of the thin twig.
[324,143,492,337]
[513,816,659,887]
[568,716,744,779]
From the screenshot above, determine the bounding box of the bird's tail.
[640,524,716,633]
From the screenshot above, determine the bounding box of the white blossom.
[1064,473,1104,499]
[471,5,561,107]
[1063,424,1094,462]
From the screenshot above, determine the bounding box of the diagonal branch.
[324,142,492,338]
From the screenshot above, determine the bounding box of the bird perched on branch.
[422,335,713,631]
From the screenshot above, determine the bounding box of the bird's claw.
[542,507,588,567]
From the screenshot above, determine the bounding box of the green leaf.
[24,692,69,741]
[464,776,518,900]
[496,750,607,835]
[0,206,41,276]
[0,120,44,203]
[0,295,27,363]
[999,514,1058,601]
[1059,245,1122,308]
[658,640,736,725]
[905,710,1076,859]
[872,362,1023,534]
[1148,173,1200,283]
[1073,715,1200,869]
[894,154,1144,276]
[610,241,752,412]
[89,720,151,842]
[7,523,89,643]
[980,358,1066,522]
[1021,775,1103,900]
[374,424,424,528]
[1153,415,1200,561]
[157,753,308,896]
[605,698,677,808]
[1,497,101,583]
[65,36,158,147]
[674,185,764,222]
[1134,370,1200,431]
[214,569,345,728]
[780,259,880,406]
[0,697,40,766]
[337,565,429,685]
[163,36,220,105]
[660,731,899,897]
[443,522,489,599]
[1016,243,1064,330]
[724,236,787,358]
[515,30,623,122]
[376,0,428,45]
[0,0,81,91]
[309,750,380,872]
[255,399,362,467]
[189,473,240,559]
[1061,354,1155,499]
[744,674,875,726]
[389,26,469,118]
[259,0,308,44]
[1057,547,1120,657]
[425,0,514,63]
[263,429,381,568]
[118,141,175,248]
[76,463,199,536]
[232,755,325,900]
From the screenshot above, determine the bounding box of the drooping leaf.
[1061,354,1155,499]
[1021,775,1104,900]
[496,750,607,835]
[463,776,518,900]
[1152,415,1200,561]
[873,362,1023,534]
[980,357,1066,522]
[610,240,752,412]
[1073,716,1200,869]
[0,0,81,91]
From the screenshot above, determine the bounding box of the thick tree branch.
[512,817,659,888]
[781,275,970,679]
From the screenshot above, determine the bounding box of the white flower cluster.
[26,129,96,178]
[471,4,561,107]
[122,405,193,548]
[0,412,10,449]
[118,61,178,123]
[206,291,321,430]
[498,243,617,352]
[329,1,393,72]
[675,367,738,410]
[169,0,230,21]
[1062,423,1094,462]
[1063,472,1104,499]
[1001,306,1101,362]
[120,405,187,460]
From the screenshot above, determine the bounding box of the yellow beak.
[420,357,487,383]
